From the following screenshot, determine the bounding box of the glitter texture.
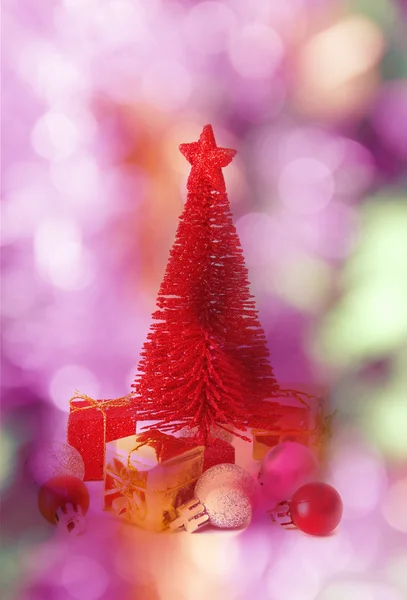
[195,463,258,507]
[67,393,137,480]
[204,486,253,529]
[133,125,280,444]
[169,463,255,532]
[27,442,85,487]
[203,438,235,472]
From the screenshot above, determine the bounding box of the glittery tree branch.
[132,125,280,444]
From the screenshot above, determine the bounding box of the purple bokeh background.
[1,1,407,599]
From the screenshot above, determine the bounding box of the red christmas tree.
[133,125,280,443]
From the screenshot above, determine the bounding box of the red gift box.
[252,385,331,460]
[67,392,137,480]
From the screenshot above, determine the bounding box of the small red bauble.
[38,475,90,534]
[291,482,343,536]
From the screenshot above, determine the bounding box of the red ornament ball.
[291,482,343,536]
[38,475,90,524]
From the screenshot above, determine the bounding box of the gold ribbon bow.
[105,463,148,521]
[69,390,136,440]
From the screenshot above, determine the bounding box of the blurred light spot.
[315,201,407,366]
[294,202,358,260]
[113,547,142,584]
[373,81,407,158]
[62,0,94,9]
[93,0,147,46]
[279,127,346,172]
[290,529,354,578]
[36,52,86,106]
[235,528,275,583]
[274,257,333,313]
[142,61,191,111]
[279,158,334,214]
[332,521,380,573]
[335,140,375,197]
[50,154,100,199]
[347,202,407,282]
[296,16,384,119]
[304,17,383,83]
[381,478,407,533]
[22,541,65,575]
[385,552,407,596]
[17,40,86,105]
[0,428,17,492]
[1,270,37,318]
[184,534,240,582]
[34,218,94,290]
[228,24,283,79]
[318,282,407,365]
[3,161,48,195]
[235,212,284,268]
[234,76,286,122]
[316,580,404,600]
[328,443,387,519]
[62,556,109,600]
[266,554,320,600]
[1,187,48,244]
[2,320,40,369]
[184,2,236,54]
[182,578,225,600]
[367,386,407,460]
[50,365,100,412]
[31,112,80,161]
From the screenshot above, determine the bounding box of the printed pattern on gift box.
[253,405,310,461]
[252,387,333,461]
[67,392,137,481]
[104,431,204,531]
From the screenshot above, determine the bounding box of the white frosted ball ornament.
[259,442,319,502]
[169,464,259,532]
[195,463,258,505]
[194,463,258,529]
[204,486,253,529]
[27,441,85,487]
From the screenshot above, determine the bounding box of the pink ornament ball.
[259,442,318,502]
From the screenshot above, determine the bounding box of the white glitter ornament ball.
[259,441,318,502]
[204,486,253,529]
[195,463,258,507]
[27,442,85,487]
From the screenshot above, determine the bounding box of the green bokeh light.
[313,199,407,368]
[0,428,17,493]
[364,347,407,459]
[274,255,333,314]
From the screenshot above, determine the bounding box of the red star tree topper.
[133,125,280,444]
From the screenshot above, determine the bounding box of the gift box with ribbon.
[104,431,204,531]
[252,386,331,461]
[67,392,137,480]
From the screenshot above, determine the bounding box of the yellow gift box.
[104,431,204,532]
